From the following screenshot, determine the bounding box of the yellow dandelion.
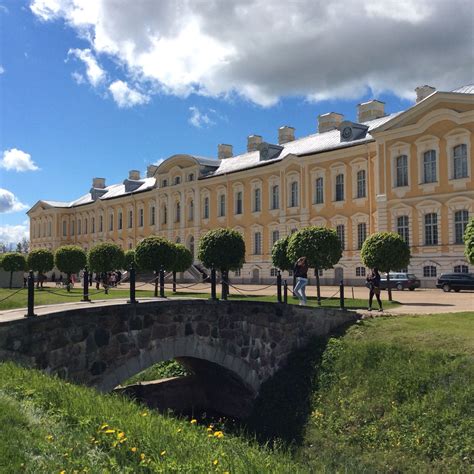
[117,432,126,439]
[46,435,54,441]
[208,434,213,438]
[131,447,137,453]
[141,412,148,417]
[213,431,224,438]
[177,428,182,433]
[213,459,219,466]
[59,471,66,474]
[99,423,108,430]
[160,450,166,456]
[140,453,146,460]
[207,427,213,432]
[104,429,115,434]
[190,419,197,424]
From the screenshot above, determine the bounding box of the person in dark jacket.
[366,268,383,311]
[293,256,309,305]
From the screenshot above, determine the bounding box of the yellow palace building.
[28,84,474,286]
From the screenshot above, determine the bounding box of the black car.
[380,272,421,291]
[436,273,474,292]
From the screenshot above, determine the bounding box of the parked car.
[380,272,421,291]
[436,273,474,292]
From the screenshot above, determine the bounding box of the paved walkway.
[0,283,471,324]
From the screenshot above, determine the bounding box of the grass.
[0,287,400,311]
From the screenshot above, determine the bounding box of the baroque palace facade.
[28,84,474,286]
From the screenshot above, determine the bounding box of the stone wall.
[0,300,358,395]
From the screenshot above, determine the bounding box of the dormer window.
[162,179,168,187]
[188,173,195,182]
[174,176,181,185]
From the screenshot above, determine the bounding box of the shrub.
[171,244,193,273]
[54,246,87,291]
[124,249,137,270]
[271,236,293,272]
[27,249,54,274]
[1,252,27,289]
[464,217,474,264]
[88,242,125,273]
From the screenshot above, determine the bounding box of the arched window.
[162,205,168,225]
[424,213,438,245]
[271,185,279,209]
[150,206,156,226]
[203,197,209,219]
[175,202,181,223]
[454,210,469,244]
[356,170,366,198]
[395,155,408,187]
[314,177,324,204]
[453,144,468,179]
[397,215,410,245]
[423,265,437,277]
[253,188,261,212]
[235,191,242,214]
[219,194,226,217]
[290,181,298,207]
[84,218,88,234]
[254,232,262,255]
[423,150,437,183]
[335,174,344,201]
[188,200,194,221]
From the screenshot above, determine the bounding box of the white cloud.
[188,106,215,128]
[108,80,150,108]
[1,148,39,172]
[0,65,4,75]
[68,48,106,87]
[0,189,29,213]
[0,224,29,246]
[30,0,473,106]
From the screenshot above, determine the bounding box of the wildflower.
[117,432,126,439]
[141,412,148,417]
[131,447,137,453]
[213,459,219,466]
[207,427,213,432]
[104,429,115,434]
[46,435,54,441]
[213,431,224,438]
[177,428,182,433]
[140,453,146,461]
[190,419,197,424]
[160,450,166,456]
[59,471,66,474]
[100,423,108,430]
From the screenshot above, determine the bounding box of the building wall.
[29,99,474,286]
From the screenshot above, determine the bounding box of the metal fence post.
[24,270,37,317]
[283,279,288,304]
[277,270,282,303]
[172,271,177,293]
[82,267,90,302]
[159,268,165,298]
[339,280,345,309]
[210,267,217,301]
[127,265,137,304]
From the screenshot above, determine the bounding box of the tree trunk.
[387,273,392,301]
[315,268,321,306]
[172,271,177,293]
[67,272,71,292]
[154,271,158,297]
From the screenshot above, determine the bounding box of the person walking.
[366,268,383,312]
[293,256,309,306]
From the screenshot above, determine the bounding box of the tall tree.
[464,217,474,265]
[20,237,30,254]
[54,245,87,292]
[361,232,411,301]
[135,236,175,297]
[1,252,27,289]
[88,243,125,294]
[27,249,54,288]
[287,227,342,305]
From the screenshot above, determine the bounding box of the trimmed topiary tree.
[361,231,411,301]
[54,245,87,292]
[1,252,27,289]
[287,227,342,304]
[88,243,125,294]
[27,249,54,288]
[135,236,176,297]
[271,236,293,272]
[170,243,193,292]
[464,217,474,265]
[198,228,245,298]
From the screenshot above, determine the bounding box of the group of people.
[292,256,383,311]
[94,271,122,289]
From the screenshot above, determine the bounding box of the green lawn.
[0,287,399,311]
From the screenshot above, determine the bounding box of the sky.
[0,0,473,246]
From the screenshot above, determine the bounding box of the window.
[92,217,95,233]
[336,224,345,250]
[77,220,81,235]
[454,265,468,273]
[84,218,88,234]
[174,176,181,185]
[162,179,168,187]
[203,197,209,219]
[218,194,226,217]
[139,208,144,227]
[356,267,366,277]
[254,232,262,255]
[314,177,324,204]
[99,215,103,233]
[118,211,123,230]
[271,185,279,209]
[253,188,261,212]
[163,205,167,225]
[424,213,438,245]
[127,210,132,229]
[71,220,75,236]
[235,191,242,215]
[356,170,366,198]
[188,173,194,182]
[62,221,67,237]
[335,174,344,201]
[234,268,241,277]
[453,144,468,179]
[454,210,469,244]
[270,268,278,277]
[423,265,437,277]
[396,155,408,187]
[423,150,437,183]
[150,206,156,226]
[397,215,410,244]
[290,181,298,207]
[271,230,280,246]
[188,200,194,221]
[175,202,181,223]
[109,213,114,231]
[357,223,367,249]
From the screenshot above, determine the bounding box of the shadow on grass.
[244,322,354,447]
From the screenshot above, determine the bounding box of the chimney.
[247,134,263,152]
[128,170,141,180]
[415,85,436,103]
[357,100,385,122]
[278,126,295,144]
[92,177,106,189]
[318,112,344,133]
[147,165,158,178]
[218,144,233,159]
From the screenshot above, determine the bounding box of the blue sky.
[0,0,472,245]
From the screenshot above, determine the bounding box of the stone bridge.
[0,300,357,417]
